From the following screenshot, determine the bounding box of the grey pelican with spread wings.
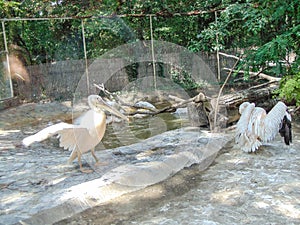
[23,95,128,173]
[235,101,292,153]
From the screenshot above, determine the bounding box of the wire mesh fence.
[0,14,237,103]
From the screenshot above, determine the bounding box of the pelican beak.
[98,99,128,121]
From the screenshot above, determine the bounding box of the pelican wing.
[57,125,103,150]
[56,127,90,150]
[260,101,288,142]
[22,122,95,151]
[235,103,255,144]
[240,107,266,152]
[235,103,264,152]
[22,122,74,146]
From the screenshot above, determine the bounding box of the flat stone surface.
[56,128,300,225]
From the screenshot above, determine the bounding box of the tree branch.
[223,68,281,82]
[94,83,209,117]
[219,52,242,60]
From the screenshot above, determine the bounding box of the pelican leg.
[91,147,99,163]
[78,152,93,173]
[91,148,108,167]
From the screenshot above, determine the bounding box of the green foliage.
[0,0,299,104]
[1,0,299,60]
[276,71,300,106]
[0,0,20,18]
[5,19,84,63]
[245,24,300,74]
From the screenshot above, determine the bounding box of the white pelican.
[235,101,292,153]
[23,95,128,173]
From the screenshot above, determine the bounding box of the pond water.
[102,112,190,149]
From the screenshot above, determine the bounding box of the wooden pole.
[81,19,90,94]
[215,11,221,81]
[150,15,157,90]
[2,21,14,99]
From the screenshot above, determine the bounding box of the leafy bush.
[276,71,300,106]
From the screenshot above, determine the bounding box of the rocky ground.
[0,101,229,225]
[57,131,300,225]
[1,101,299,225]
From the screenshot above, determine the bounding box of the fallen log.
[221,83,279,109]
[94,81,279,129]
[189,81,280,129]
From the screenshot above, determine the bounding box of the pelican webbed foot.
[79,167,94,173]
[77,153,94,173]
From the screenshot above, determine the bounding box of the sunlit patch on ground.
[211,189,243,205]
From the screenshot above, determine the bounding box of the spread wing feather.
[260,101,288,142]
[246,107,265,152]
[235,103,258,152]
[22,122,92,152]
[235,103,255,143]
[57,127,90,150]
[22,122,74,146]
